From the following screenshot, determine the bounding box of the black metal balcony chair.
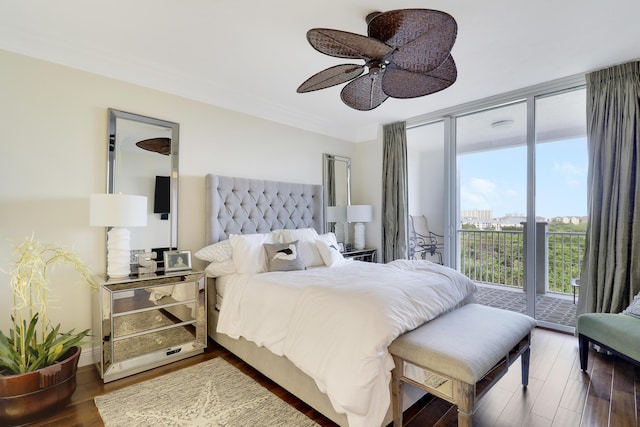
[408,215,444,264]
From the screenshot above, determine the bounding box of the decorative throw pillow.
[316,232,344,267]
[622,292,640,318]
[279,228,324,268]
[264,241,305,272]
[194,240,233,262]
[229,232,276,274]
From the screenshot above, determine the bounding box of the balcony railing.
[459,226,585,296]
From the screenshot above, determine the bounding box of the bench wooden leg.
[391,356,404,427]
[454,380,475,427]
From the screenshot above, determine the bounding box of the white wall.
[0,50,353,361]
[407,124,446,236]
[352,136,383,255]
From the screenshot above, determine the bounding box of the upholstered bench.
[577,313,640,370]
[389,303,537,427]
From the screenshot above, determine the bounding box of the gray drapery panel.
[327,158,336,206]
[381,122,408,262]
[578,60,640,315]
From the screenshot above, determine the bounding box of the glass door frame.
[417,75,587,327]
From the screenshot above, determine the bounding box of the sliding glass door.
[453,88,586,332]
[533,88,587,331]
[406,74,588,332]
[456,102,531,318]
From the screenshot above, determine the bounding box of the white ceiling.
[2,0,639,143]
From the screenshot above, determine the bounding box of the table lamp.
[347,205,373,250]
[326,205,347,244]
[90,194,148,277]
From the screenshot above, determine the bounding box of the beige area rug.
[95,358,320,427]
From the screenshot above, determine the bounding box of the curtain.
[327,157,336,206]
[381,121,409,262]
[578,60,640,315]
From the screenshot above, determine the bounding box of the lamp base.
[353,222,366,250]
[107,227,131,277]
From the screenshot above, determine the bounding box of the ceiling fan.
[136,137,171,155]
[297,9,458,111]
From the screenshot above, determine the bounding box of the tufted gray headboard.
[205,174,324,244]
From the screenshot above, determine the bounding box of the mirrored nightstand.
[92,270,206,382]
[342,248,377,263]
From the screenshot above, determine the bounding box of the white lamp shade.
[90,194,148,227]
[326,205,347,223]
[90,193,147,277]
[347,205,373,223]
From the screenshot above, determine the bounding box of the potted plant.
[0,235,96,425]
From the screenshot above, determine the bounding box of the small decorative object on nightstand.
[164,250,192,272]
[342,248,377,263]
[137,252,158,274]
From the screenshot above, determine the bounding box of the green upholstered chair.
[577,313,640,370]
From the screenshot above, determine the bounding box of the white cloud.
[461,177,497,210]
[554,161,585,188]
[469,177,496,196]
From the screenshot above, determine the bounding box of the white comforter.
[216,259,477,427]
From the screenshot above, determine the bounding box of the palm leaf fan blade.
[368,9,457,73]
[340,73,388,110]
[382,56,457,99]
[297,64,365,93]
[306,28,392,60]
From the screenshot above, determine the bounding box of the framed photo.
[164,250,192,272]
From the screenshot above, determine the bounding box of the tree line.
[459,222,586,294]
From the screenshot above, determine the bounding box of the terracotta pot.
[0,346,81,426]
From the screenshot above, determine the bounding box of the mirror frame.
[322,153,351,234]
[107,108,180,252]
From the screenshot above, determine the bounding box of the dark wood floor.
[26,328,639,427]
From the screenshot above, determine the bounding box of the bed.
[201,174,477,427]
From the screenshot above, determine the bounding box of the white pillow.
[317,232,338,246]
[205,259,237,278]
[316,233,345,267]
[279,228,324,267]
[194,240,232,262]
[229,232,276,274]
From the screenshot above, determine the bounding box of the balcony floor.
[475,283,577,328]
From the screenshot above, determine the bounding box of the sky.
[459,137,588,219]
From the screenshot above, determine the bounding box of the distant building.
[461,210,587,230]
[461,209,493,220]
[550,216,585,225]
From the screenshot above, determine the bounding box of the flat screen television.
[153,176,170,219]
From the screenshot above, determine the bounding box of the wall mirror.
[323,154,351,241]
[107,109,179,261]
